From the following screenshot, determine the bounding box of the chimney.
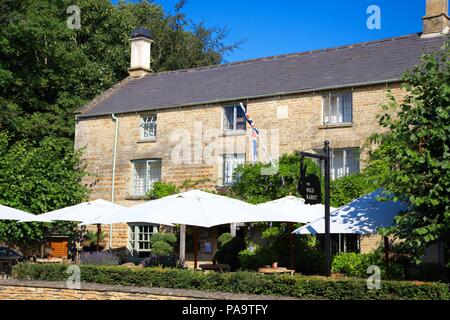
[422,0,450,37]
[128,27,153,78]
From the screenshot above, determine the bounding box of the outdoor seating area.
[0,188,425,279]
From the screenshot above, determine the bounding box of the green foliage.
[238,224,325,274]
[230,153,374,208]
[230,154,320,204]
[151,240,174,256]
[217,233,234,247]
[147,182,179,199]
[0,132,88,245]
[13,262,450,300]
[0,0,235,248]
[330,173,376,208]
[261,226,283,241]
[84,231,106,244]
[149,233,177,246]
[366,43,450,264]
[214,236,246,271]
[332,252,383,278]
[149,233,177,256]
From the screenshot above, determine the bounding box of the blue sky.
[119,0,427,62]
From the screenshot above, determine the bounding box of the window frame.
[331,147,360,180]
[222,104,247,132]
[128,223,158,255]
[131,159,162,196]
[322,92,353,125]
[222,153,246,186]
[140,114,157,140]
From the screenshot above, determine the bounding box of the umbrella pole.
[288,223,296,270]
[179,224,186,266]
[96,224,101,252]
[193,226,199,270]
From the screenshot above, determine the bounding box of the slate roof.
[79,33,447,117]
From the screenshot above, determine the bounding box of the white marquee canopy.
[257,196,336,223]
[0,204,51,222]
[19,199,127,224]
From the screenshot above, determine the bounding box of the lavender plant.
[79,251,120,266]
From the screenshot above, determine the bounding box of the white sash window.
[132,159,162,196]
[331,148,360,180]
[223,154,246,185]
[128,224,158,256]
[323,92,352,125]
[140,114,157,139]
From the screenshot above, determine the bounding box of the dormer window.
[140,114,157,140]
[322,92,352,125]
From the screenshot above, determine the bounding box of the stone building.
[74,1,449,263]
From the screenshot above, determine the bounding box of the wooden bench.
[258,267,295,276]
[199,263,231,272]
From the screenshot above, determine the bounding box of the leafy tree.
[0,0,235,247]
[367,43,450,265]
[0,132,87,246]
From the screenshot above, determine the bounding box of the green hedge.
[12,262,449,300]
[332,252,384,278]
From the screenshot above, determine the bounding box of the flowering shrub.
[79,251,120,266]
[142,254,178,268]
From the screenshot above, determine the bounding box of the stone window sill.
[222,130,246,137]
[318,123,353,129]
[137,138,156,144]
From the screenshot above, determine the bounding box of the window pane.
[332,149,344,180]
[337,96,344,123]
[235,106,246,131]
[342,93,352,123]
[146,160,162,192]
[322,96,330,124]
[223,154,245,185]
[223,107,235,131]
[330,96,338,124]
[345,148,360,175]
[141,115,157,139]
[133,161,147,195]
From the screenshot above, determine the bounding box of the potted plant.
[271,252,279,269]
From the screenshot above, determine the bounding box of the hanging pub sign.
[297,159,322,205]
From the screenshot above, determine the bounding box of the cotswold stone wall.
[0,280,293,300]
[75,83,405,249]
[0,285,191,300]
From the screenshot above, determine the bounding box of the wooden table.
[199,264,231,272]
[258,267,295,276]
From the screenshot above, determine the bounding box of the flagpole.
[240,103,276,167]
